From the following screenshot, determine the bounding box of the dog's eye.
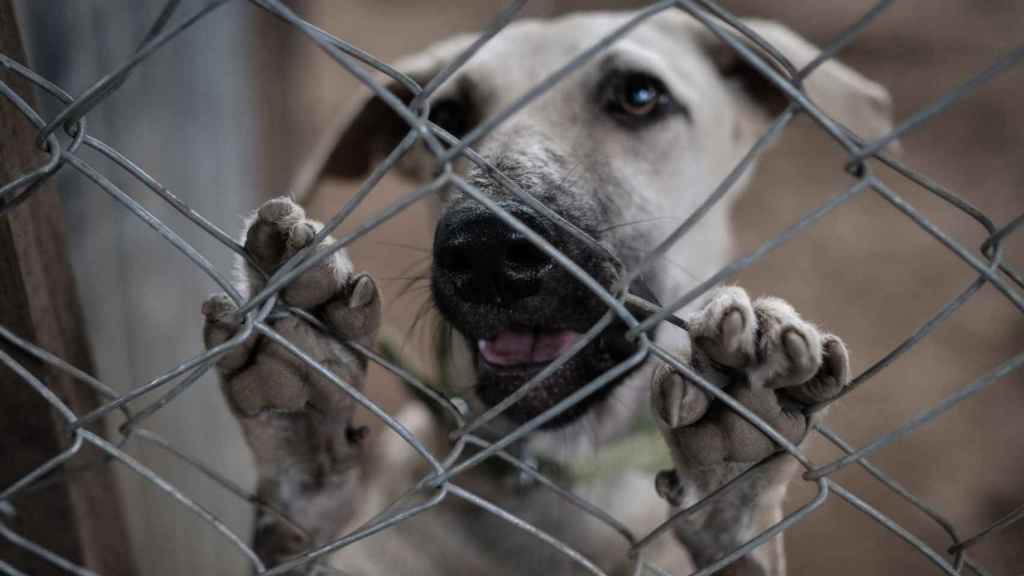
[618,75,662,115]
[429,99,468,140]
[604,72,678,125]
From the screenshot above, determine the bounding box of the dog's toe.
[747,296,824,389]
[687,286,757,369]
[652,363,711,429]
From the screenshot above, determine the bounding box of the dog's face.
[318,11,891,429]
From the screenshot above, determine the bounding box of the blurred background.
[8,1,1023,575]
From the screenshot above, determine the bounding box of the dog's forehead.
[439,11,711,104]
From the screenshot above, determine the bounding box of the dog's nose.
[434,207,554,306]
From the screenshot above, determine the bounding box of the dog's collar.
[475,417,673,487]
[534,420,673,485]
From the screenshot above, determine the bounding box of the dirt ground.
[284,1,1023,573]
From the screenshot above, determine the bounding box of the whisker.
[389,259,434,303]
[407,296,438,341]
[557,128,589,191]
[433,316,472,394]
[557,157,585,191]
[393,254,432,277]
[617,242,702,285]
[373,240,431,254]
[596,217,686,234]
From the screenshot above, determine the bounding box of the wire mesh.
[1,1,1022,575]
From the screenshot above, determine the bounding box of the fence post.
[0,2,137,574]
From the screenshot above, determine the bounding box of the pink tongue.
[478,330,580,366]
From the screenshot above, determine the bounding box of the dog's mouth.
[477,329,579,367]
[465,318,637,429]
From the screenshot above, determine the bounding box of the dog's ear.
[288,34,476,201]
[698,19,894,147]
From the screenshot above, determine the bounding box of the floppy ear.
[699,19,894,146]
[288,34,477,202]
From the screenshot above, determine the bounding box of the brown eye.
[617,74,662,116]
[604,72,681,126]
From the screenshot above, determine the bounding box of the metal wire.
[1,0,1021,575]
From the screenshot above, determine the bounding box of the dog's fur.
[203,10,891,575]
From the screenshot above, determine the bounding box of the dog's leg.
[203,198,381,572]
[652,287,848,575]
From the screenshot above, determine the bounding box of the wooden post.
[0,2,136,574]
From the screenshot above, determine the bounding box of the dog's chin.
[470,325,636,429]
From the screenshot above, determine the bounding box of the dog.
[201,9,892,575]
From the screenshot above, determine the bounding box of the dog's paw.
[203,197,381,418]
[243,197,381,343]
[202,198,381,569]
[652,286,849,468]
[243,196,356,310]
[652,287,848,572]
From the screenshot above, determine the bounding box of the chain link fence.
[1,0,1022,575]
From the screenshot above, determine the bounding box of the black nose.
[433,207,554,306]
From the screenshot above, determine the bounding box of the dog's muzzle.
[431,201,639,427]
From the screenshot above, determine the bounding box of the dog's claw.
[652,365,710,429]
[688,287,756,368]
[720,308,748,361]
[349,274,376,309]
[780,328,817,385]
